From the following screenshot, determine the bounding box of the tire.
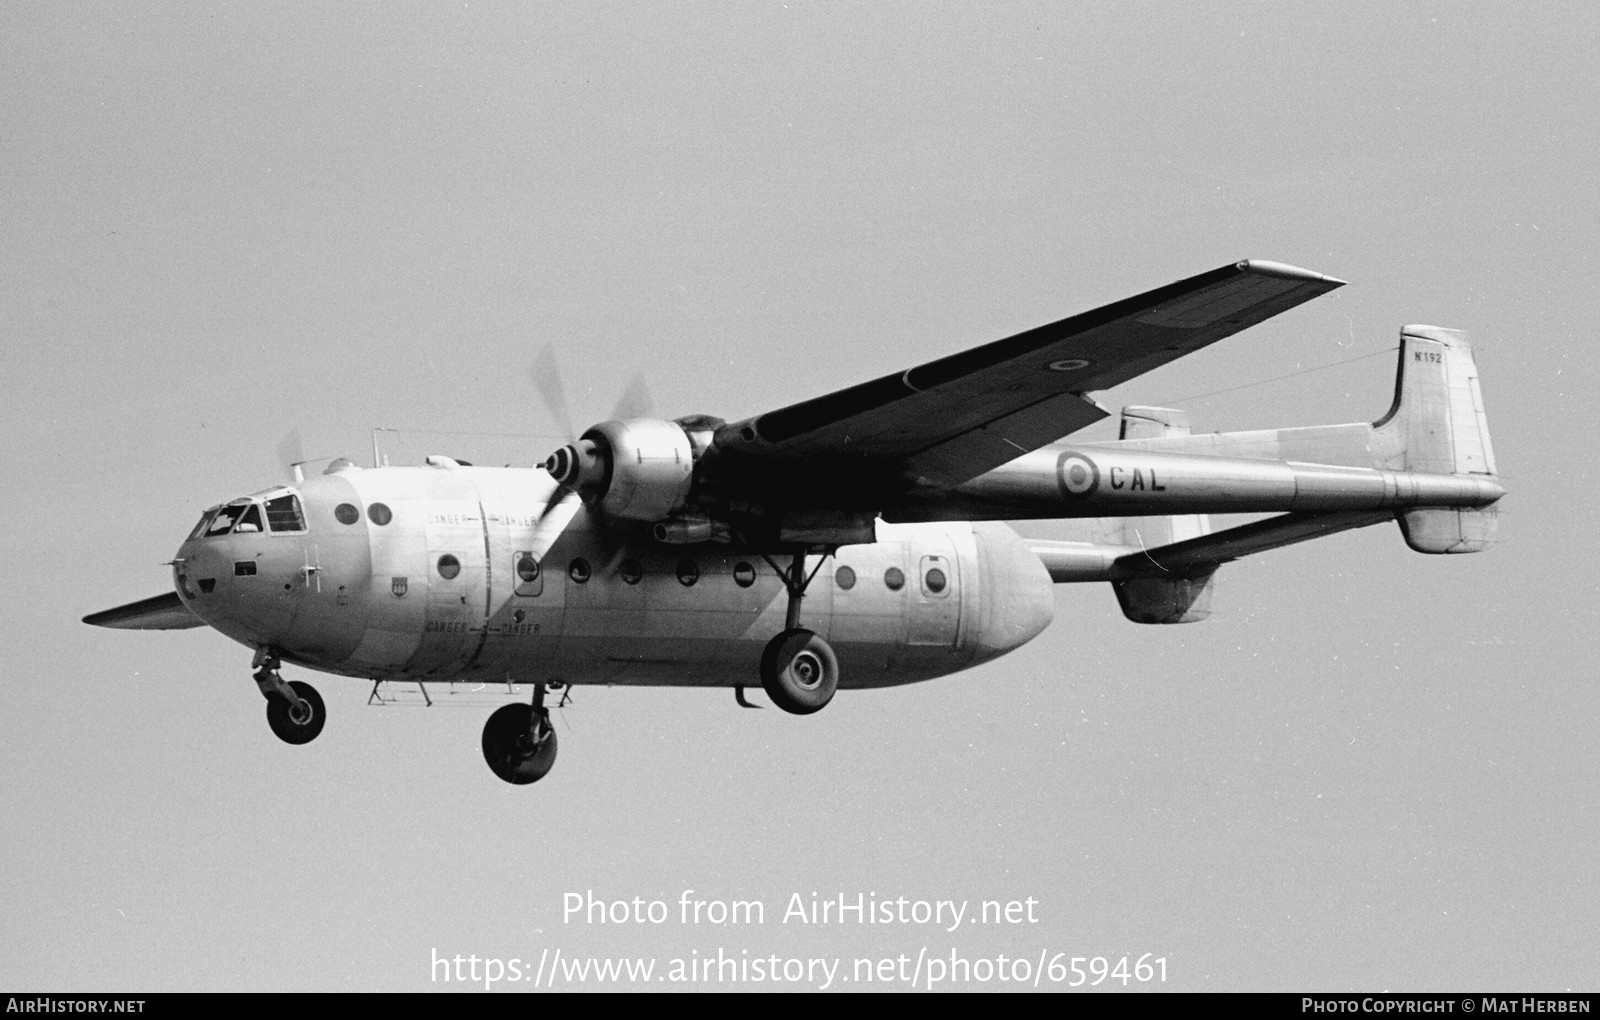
[759,628,839,715]
[481,703,559,785]
[265,680,326,745]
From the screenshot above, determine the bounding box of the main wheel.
[265,680,326,745]
[481,703,559,785]
[759,628,839,715]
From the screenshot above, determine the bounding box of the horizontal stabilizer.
[1111,509,1392,577]
[83,592,202,630]
[1030,509,1392,583]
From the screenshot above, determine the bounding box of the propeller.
[533,345,657,493]
[611,370,654,422]
[527,347,658,565]
[530,345,577,447]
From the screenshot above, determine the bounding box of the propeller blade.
[610,371,654,422]
[529,489,582,561]
[277,429,307,482]
[530,344,576,443]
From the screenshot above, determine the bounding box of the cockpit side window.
[265,494,307,533]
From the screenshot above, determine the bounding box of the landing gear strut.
[482,682,559,785]
[756,548,841,715]
[253,647,325,745]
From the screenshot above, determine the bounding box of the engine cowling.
[544,418,695,522]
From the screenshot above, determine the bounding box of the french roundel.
[1056,452,1099,497]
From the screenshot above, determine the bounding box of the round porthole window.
[677,560,699,586]
[568,558,591,583]
[334,503,359,525]
[884,566,905,591]
[925,567,947,593]
[835,565,857,590]
[733,562,756,588]
[516,554,540,583]
[620,559,642,585]
[437,554,461,580]
[367,503,393,526]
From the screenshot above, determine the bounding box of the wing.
[722,260,1344,487]
[83,592,203,630]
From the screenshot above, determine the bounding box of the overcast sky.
[3,1,1596,992]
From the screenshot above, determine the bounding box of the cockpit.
[188,491,308,539]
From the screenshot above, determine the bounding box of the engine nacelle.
[545,418,695,522]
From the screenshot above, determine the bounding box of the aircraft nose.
[174,538,227,603]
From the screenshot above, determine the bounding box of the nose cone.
[969,522,1054,663]
[172,534,231,623]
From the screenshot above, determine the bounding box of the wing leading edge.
[83,592,202,630]
[720,260,1344,488]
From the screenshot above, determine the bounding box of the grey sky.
[3,2,1596,991]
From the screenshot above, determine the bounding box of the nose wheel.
[252,649,325,745]
[482,683,559,785]
[264,679,326,744]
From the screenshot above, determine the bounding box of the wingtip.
[1237,259,1347,287]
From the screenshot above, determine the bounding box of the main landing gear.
[253,647,325,745]
[750,548,841,715]
[482,681,559,785]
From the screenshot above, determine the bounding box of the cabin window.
[265,494,307,533]
[924,567,947,594]
[884,566,905,591]
[334,503,359,525]
[676,560,699,587]
[732,562,756,588]
[620,559,643,585]
[513,551,543,597]
[516,554,540,583]
[234,561,257,576]
[568,558,591,583]
[367,502,393,526]
[437,554,461,580]
[835,565,856,590]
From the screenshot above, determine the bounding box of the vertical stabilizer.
[1373,326,1497,475]
[1111,406,1216,621]
[1373,326,1500,552]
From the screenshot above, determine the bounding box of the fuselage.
[172,461,1055,690]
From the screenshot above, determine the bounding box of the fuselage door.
[412,500,489,676]
[907,546,961,647]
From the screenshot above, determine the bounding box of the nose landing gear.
[482,682,559,785]
[252,648,326,745]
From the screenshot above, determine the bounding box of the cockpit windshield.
[188,492,306,539]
